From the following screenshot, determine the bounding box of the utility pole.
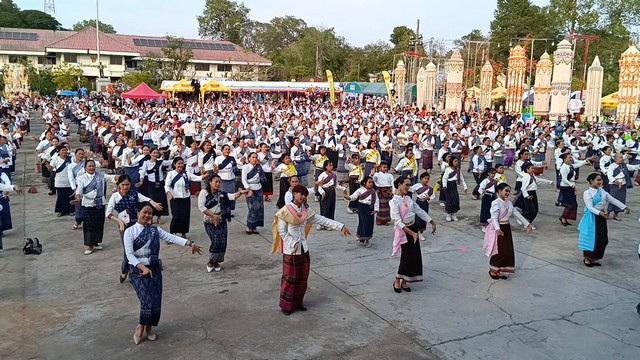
[572,34,601,101]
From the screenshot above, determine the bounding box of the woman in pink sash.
[483,183,532,279]
[390,176,437,293]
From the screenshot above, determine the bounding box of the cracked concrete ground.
[2,114,640,360]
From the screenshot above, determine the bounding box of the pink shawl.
[391,196,410,257]
[482,200,510,257]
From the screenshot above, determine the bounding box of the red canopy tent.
[121,82,165,100]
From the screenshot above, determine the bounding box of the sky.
[19,0,550,46]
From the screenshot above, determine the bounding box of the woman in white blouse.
[48,144,75,216]
[606,153,640,221]
[198,174,248,272]
[482,183,532,280]
[241,152,266,235]
[72,160,118,255]
[346,176,379,246]
[165,157,203,237]
[214,144,239,211]
[578,173,631,267]
[390,176,436,293]
[442,156,468,222]
[106,175,162,284]
[124,202,202,344]
[137,148,172,224]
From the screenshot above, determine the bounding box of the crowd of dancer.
[2,92,638,343]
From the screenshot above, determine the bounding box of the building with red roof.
[0,27,271,80]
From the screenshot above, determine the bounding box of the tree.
[547,0,599,34]
[0,0,19,12]
[161,36,193,80]
[197,0,250,44]
[254,16,308,56]
[344,41,394,81]
[121,71,156,91]
[389,26,415,49]
[51,62,86,90]
[489,0,551,65]
[72,20,117,34]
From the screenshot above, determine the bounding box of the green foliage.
[72,20,117,34]
[121,71,156,91]
[51,62,86,91]
[197,0,250,44]
[161,36,194,80]
[389,26,415,49]
[0,0,62,30]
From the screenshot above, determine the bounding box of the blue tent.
[57,90,78,96]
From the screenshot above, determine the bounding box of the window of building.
[37,56,56,65]
[65,54,78,63]
[194,63,210,71]
[217,64,232,72]
[8,55,27,63]
[109,56,123,65]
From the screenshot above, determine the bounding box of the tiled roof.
[0,27,74,52]
[0,27,271,64]
[47,27,138,53]
[113,34,271,64]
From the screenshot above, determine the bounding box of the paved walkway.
[2,114,640,359]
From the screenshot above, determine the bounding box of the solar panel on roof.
[129,37,236,51]
[0,31,37,41]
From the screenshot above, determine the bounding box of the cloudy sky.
[20,0,549,46]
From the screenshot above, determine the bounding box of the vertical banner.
[325,70,336,105]
[382,70,395,107]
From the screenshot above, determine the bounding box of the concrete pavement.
[2,115,640,359]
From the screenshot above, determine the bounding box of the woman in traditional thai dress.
[336,135,350,184]
[598,146,614,192]
[409,172,436,241]
[125,201,203,344]
[198,174,248,272]
[137,148,172,224]
[606,153,640,221]
[72,160,118,255]
[346,176,379,246]
[361,140,381,177]
[483,183,532,279]
[242,152,266,235]
[316,160,346,229]
[345,154,364,214]
[48,144,75,216]
[214,144,238,212]
[274,154,297,209]
[442,156,468,222]
[373,162,394,225]
[559,153,592,226]
[478,168,497,229]
[197,140,217,181]
[165,157,203,237]
[106,175,162,283]
[258,142,275,202]
[68,148,87,230]
[519,163,553,228]
[395,148,418,185]
[184,141,201,195]
[390,176,437,293]
[436,153,452,207]
[578,173,631,267]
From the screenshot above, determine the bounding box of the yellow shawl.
[270,204,316,254]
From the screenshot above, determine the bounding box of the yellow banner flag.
[325,70,336,105]
[382,70,395,107]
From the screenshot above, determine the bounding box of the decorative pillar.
[416,66,427,109]
[394,59,406,107]
[425,61,437,110]
[445,50,464,114]
[506,45,526,113]
[616,45,640,127]
[533,51,552,116]
[584,56,603,123]
[480,61,493,111]
[549,39,574,121]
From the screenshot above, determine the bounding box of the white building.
[0,27,271,80]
